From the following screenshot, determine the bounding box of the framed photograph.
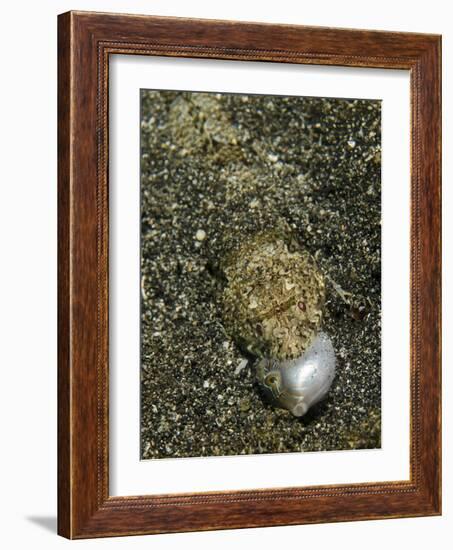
[58,11,441,538]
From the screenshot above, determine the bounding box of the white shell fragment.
[256,332,336,417]
[195,229,207,241]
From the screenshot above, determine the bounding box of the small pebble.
[234,359,248,375]
[195,229,206,241]
[239,398,251,412]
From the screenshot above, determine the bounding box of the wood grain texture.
[57,10,441,539]
[57,11,72,537]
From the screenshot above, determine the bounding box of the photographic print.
[140,90,382,460]
[58,13,441,537]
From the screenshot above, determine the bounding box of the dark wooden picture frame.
[58,11,441,539]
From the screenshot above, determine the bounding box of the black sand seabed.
[140,90,381,459]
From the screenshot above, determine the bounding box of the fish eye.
[265,374,278,386]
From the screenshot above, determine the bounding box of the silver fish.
[256,332,336,417]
